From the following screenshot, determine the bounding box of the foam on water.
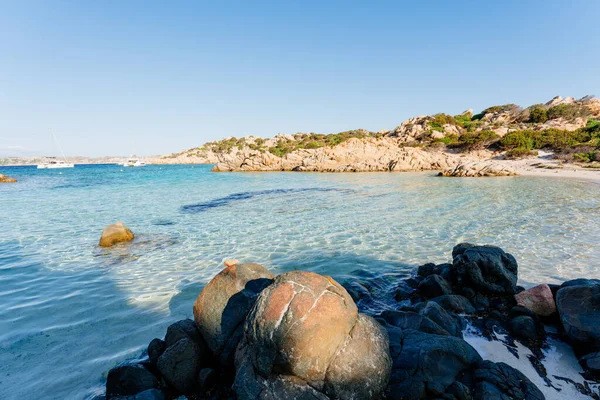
[1,164,600,399]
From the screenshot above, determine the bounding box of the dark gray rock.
[560,278,600,289]
[110,389,166,400]
[106,364,160,399]
[418,263,436,277]
[147,339,166,365]
[580,352,600,377]
[418,274,453,299]
[414,301,462,338]
[197,368,217,392]
[381,310,452,336]
[452,244,518,296]
[164,319,204,348]
[508,315,545,344]
[157,338,204,393]
[447,381,472,400]
[556,284,600,350]
[386,328,482,399]
[431,295,476,314]
[473,360,544,400]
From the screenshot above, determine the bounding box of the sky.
[1,1,599,157]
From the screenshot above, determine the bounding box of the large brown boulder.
[193,261,274,364]
[234,271,391,400]
[99,222,134,247]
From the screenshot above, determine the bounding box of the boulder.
[235,271,391,399]
[438,162,517,177]
[580,352,600,377]
[193,262,274,364]
[418,274,453,299]
[452,244,518,296]
[386,328,482,399]
[106,364,159,399]
[508,315,545,344]
[381,310,452,337]
[556,283,600,350]
[147,339,166,365]
[473,360,544,400]
[99,222,134,247]
[514,284,556,317]
[157,337,204,393]
[431,294,476,314]
[111,389,166,400]
[164,319,204,348]
[0,174,17,183]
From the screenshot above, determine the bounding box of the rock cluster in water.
[0,174,17,183]
[104,244,600,400]
[438,162,518,177]
[99,222,135,247]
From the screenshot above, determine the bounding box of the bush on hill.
[547,103,592,121]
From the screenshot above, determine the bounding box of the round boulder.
[193,262,274,364]
[99,222,134,247]
[557,283,600,350]
[157,337,204,393]
[514,284,556,317]
[235,271,391,399]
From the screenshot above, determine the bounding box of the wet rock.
[106,364,160,399]
[431,294,476,314]
[157,338,204,393]
[235,271,391,399]
[99,222,135,247]
[452,244,518,296]
[414,301,463,338]
[508,315,545,344]
[193,262,274,365]
[381,310,452,336]
[514,284,556,317]
[557,283,600,350]
[473,360,544,400]
[447,381,472,400]
[197,368,217,392]
[418,274,453,299]
[560,278,600,289]
[394,285,414,301]
[405,276,423,288]
[164,319,204,348]
[387,328,482,399]
[147,339,166,365]
[417,263,436,277]
[580,352,600,377]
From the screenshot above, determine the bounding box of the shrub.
[574,152,597,163]
[453,114,472,128]
[501,128,594,151]
[528,106,548,123]
[505,148,538,159]
[547,104,592,121]
[452,130,499,151]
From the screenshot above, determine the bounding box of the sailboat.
[37,130,75,169]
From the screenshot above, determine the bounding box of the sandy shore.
[497,151,600,182]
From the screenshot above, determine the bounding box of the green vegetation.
[528,106,548,123]
[432,130,499,151]
[505,148,538,159]
[547,103,592,120]
[428,114,457,132]
[268,130,379,157]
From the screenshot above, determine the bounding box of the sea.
[1,164,599,399]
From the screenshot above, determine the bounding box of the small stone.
[99,222,134,247]
[147,338,166,365]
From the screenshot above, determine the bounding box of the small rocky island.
[103,244,600,400]
[0,174,17,183]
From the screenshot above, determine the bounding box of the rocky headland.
[103,244,600,400]
[153,96,600,176]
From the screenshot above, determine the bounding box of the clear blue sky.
[1,1,599,157]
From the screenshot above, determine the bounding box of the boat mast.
[51,129,68,161]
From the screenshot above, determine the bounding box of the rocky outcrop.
[99,222,135,247]
[0,174,17,183]
[438,162,518,177]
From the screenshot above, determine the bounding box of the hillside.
[153,95,600,172]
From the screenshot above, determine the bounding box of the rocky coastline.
[152,95,600,176]
[102,244,600,400]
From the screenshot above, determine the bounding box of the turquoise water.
[1,164,599,399]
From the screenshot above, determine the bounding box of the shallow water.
[1,164,599,399]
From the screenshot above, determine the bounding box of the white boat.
[122,157,146,167]
[37,158,75,169]
[37,130,74,169]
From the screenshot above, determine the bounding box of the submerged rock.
[99,222,135,247]
[234,270,391,400]
[193,262,274,365]
[0,174,17,183]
